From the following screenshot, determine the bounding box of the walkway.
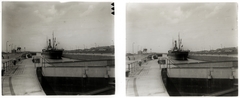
[2,58,45,95]
[126,59,169,96]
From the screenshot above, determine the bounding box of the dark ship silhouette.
[42,33,64,59]
[168,34,190,60]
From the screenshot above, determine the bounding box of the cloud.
[78,5,92,17]
[48,5,57,15]
[161,6,191,24]
[204,4,222,18]
[126,3,237,53]
[2,2,114,51]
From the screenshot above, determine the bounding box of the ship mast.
[46,36,48,48]
[178,33,182,50]
[178,33,180,50]
[52,32,54,49]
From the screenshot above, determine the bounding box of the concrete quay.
[2,58,45,95]
[126,59,169,96]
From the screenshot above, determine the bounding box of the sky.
[2,2,114,52]
[126,3,238,53]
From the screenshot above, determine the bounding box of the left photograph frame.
[2,1,115,95]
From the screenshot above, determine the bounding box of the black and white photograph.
[2,2,115,95]
[126,3,238,96]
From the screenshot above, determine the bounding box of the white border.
[1,0,239,98]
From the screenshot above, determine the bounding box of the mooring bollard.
[83,66,88,78]
[126,70,130,77]
[230,67,235,79]
[105,66,110,78]
[3,63,6,72]
[13,60,17,66]
[208,67,213,79]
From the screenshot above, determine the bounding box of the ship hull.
[168,51,189,60]
[42,50,63,59]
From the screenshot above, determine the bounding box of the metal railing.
[2,56,22,75]
[126,57,150,77]
[165,58,174,69]
[2,60,14,73]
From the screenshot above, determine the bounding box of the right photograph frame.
[126,3,238,96]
